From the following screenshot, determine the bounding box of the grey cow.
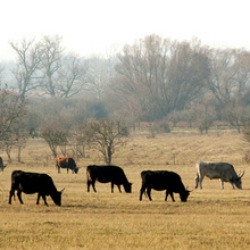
[195,161,244,189]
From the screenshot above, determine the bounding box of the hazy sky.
[1,0,249,61]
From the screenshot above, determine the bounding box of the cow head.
[74,167,79,174]
[51,188,65,206]
[231,171,245,189]
[180,189,191,202]
[124,182,133,193]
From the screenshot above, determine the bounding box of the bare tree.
[39,35,64,97]
[223,98,250,133]
[207,49,238,106]
[10,38,41,103]
[84,119,127,164]
[0,89,27,161]
[57,53,87,97]
[208,49,250,131]
[84,57,114,100]
[37,97,74,157]
[167,40,210,112]
[233,50,250,97]
[114,35,210,120]
[40,116,70,157]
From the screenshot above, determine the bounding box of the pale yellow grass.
[0,132,250,249]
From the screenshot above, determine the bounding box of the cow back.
[141,170,186,192]
[11,170,57,194]
[87,165,129,184]
[197,161,238,179]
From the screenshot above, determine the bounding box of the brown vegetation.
[0,132,250,249]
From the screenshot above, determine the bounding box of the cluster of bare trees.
[112,36,250,132]
[9,36,87,102]
[1,34,250,162]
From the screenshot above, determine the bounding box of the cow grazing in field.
[55,157,79,174]
[195,161,244,189]
[0,157,7,171]
[9,170,64,206]
[139,170,190,202]
[86,165,132,193]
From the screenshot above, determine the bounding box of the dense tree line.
[1,34,250,161]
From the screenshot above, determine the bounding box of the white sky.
[1,0,250,61]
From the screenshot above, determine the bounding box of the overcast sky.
[1,0,250,61]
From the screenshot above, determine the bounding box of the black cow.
[140,170,190,202]
[86,165,132,193]
[0,157,7,171]
[55,157,79,174]
[9,170,64,206]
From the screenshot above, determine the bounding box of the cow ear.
[60,188,66,193]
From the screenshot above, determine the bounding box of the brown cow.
[55,157,79,174]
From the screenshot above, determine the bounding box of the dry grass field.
[0,131,250,249]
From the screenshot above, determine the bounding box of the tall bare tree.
[57,53,87,97]
[0,89,27,161]
[10,38,41,103]
[207,48,238,106]
[84,57,115,100]
[39,35,64,97]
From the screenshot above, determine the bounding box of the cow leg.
[87,180,97,192]
[139,186,145,201]
[199,176,204,189]
[220,180,225,189]
[169,192,175,202]
[41,195,49,206]
[117,185,122,193]
[165,191,175,202]
[37,194,41,205]
[165,191,169,201]
[9,189,15,204]
[17,190,24,204]
[111,183,114,193]
[92,181,97,192]
[147,188,152,201]
[195,174,199,189]
[87,180,91,192]
[58,166,61,174]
